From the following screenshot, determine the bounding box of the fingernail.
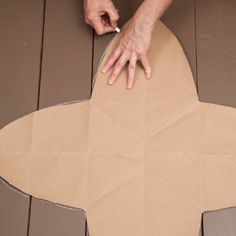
[127,84,132,89]
[108,80,113,85]
[101,68,106,73]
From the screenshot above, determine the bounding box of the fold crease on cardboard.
[1,21,236,236]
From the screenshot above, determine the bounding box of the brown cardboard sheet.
[0,21,236,236]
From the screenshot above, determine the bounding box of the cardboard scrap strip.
[0,21,236,236]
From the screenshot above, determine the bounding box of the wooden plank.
[0,0,44,128]
[39,0,93,108]
[29,197,86,236]
[93,0,197,85]
[196,0,236,107]
[203,207,236,236]
[0,178,30,236]
[162,0,196,82]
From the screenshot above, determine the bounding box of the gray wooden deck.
[0,0,236,235]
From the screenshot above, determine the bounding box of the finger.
[108,52,129,85]
[92,18,105,35]
[98,13,116,34]
[92,15,112,35]
[94,21,115,35]
[127,53,137,89]
[140,55,152,79]
[106,8,119,28]
[86,12,104,34]
[102,25,116,34]
[102,47,121,73]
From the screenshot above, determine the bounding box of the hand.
[102,18,153,89]
[84,0,119,35]
[101,0,173,89]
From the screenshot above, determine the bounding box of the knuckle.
[113,71,118,77]
[128,64,135,70]
[109,54,118,63]
[107,60,112,66]
[111,75,116,80]
[116,61,123,67]
[119,44,126,52]
[86,11,94,20]
[113,51,119,57]
[96,29,103,35]
[114,69,120,76]
[140,53,147,58]
[114,14,119,20]
[129,77,134,82]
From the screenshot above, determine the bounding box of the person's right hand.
[83,0,119,35]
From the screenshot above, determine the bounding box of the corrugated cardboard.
[0,21,236,236]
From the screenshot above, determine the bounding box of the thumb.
[93,20,105,35]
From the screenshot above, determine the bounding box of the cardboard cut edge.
[0,177,88,234]
[0,177,86,213]
[2,175,235,236]
[1,20,236,235]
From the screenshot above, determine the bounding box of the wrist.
[132,0,172,32]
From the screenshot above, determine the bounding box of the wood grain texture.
[29,198,86,236]
[203,207,236,236]
[39,0,93,108]
[162,0,196,82]
[0,178,30,236]
[196,0,236,107]
[0,0,44,128]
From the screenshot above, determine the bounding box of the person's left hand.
[101,18,153,89]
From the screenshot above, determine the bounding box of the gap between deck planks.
[38,0,93,109]
[0,0,197,129]
[1,0,236,127]
[0,178,87,236]
[1,1,236,235]
[0,0,44,129]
